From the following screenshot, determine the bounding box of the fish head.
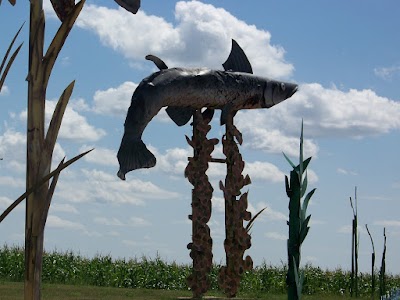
[263,79,298,108]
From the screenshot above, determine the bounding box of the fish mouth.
[288,85,298,98]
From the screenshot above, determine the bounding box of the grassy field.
[0,282,366,300]
[1,245,399,299]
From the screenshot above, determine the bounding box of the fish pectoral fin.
[117,139,156,180]
[166,106,196,126]
[222,39,253,74]
[201,108,215,123]
[220,103,237,125]
[145,54,168,70]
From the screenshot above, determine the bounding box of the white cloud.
[45,100,106,142]
[77,1,293,78]
[247,201,286,222]
[70,98,90,112]
[212,197,225,213]
[94,217,124,226]
[50,203,79,214]
[374,65,400,80]
[236,111,319,158]
[337,168,358,176]
[265,231,286,241]
[80,145,117,167]
[47,215,85,231]
[0,196,11,210]
[236,82,400,156]
[0,129,26,173]
[0,175,24,189]
[19,101,106,142]
[92,81,137,116]
[245,161,285,183]
[0,85,10,96]
[56,168,179,205]
[374,220,400,227]
[277,83,400,138]
[129,216,152,227]
[94,216,151,227]
[153,147,190,175]
[338,224,367,235]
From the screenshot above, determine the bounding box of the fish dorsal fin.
[145,54,168,70]
[166,106,196,126]
[222,39,253,74]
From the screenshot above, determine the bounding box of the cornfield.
[1,245,399,297]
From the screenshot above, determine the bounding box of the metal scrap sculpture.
[118,40,298,298]
[185,110,216,297]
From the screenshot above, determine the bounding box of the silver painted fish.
[117,40,298,180]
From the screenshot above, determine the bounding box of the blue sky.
[1,0,400,274]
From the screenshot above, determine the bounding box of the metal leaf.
[40,160,63,232]
[0,149,93,223]
[283,151,295,169]
[301,188,316,222]
[285,175,291,197]
[299,215,311,245]
[300,172,308,198]
[114,0,140,14]
[0,43,22,92]
[299,119,304,180]
[294,157,312,173]
[44,80,75,156]
[0,22,23,75]
[245,207,266,233]
[42,0,85,91]
[0,22,24,91]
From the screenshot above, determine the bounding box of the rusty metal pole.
[185,110,218,298]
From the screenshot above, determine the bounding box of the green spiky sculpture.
[283,121,316,300]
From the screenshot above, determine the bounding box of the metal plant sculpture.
[185,110,217,298]
[283,121,316,300]
[379,228,387,297]
[1,1,141,299]
[365,224,376,298]
[218,109,253,298]
[118,39,298,298]
[349,187,359,297]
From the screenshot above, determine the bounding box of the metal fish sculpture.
[117,39,298,180]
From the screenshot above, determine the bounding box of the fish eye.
[280,83,286,91]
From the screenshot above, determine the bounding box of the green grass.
[0,282,368,300]
[1,245,400,298]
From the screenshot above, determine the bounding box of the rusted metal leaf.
[43,0,85,91]
[44,80,75,156]
[0,22,24,91]
[0,149,93,223]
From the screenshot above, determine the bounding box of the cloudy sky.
[1,0,400,274]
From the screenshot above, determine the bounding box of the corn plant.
[365,224,376,299]
[283,121,316,300]
[1,1,140,299]
[380,228,387,297]
[349,187,359,297]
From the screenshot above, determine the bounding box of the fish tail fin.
[117,139,156,180]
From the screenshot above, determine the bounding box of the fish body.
[117,40,298,180]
